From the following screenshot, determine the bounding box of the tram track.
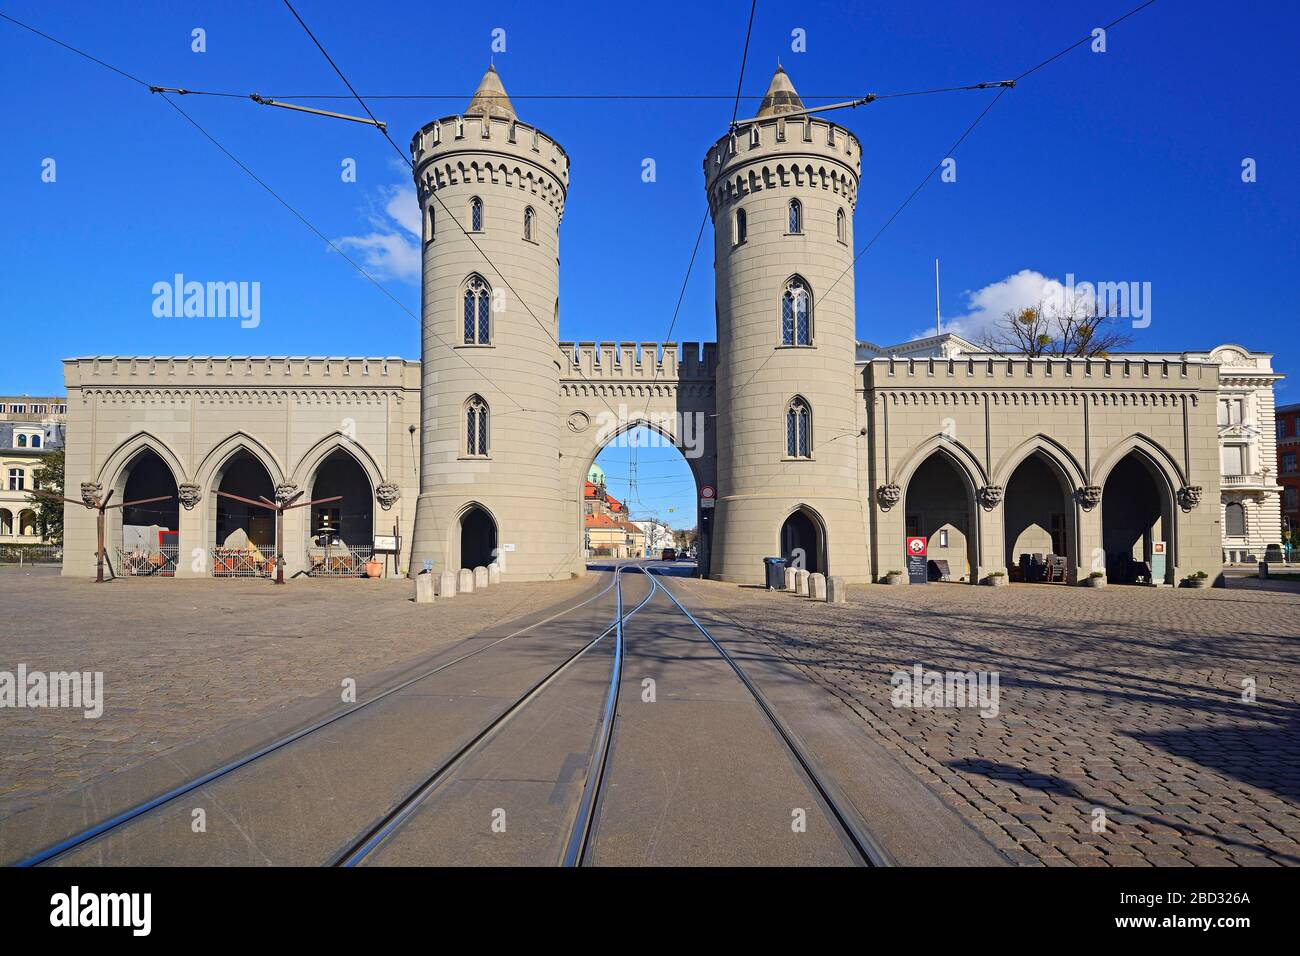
[19,563,890,867]
[17,568,629,867]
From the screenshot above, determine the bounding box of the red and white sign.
[906,536,928,557]
[700,485,715,500]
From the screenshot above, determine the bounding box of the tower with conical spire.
[407,66,572,580]
[703,65,871,583]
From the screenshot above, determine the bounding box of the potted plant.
[984,570,1008,587]
[1183,570,1211,589]
[364,556,383,578]
[883,570,905,586]
[1083,571,1106,588]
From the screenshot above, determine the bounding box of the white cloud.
[929,268,1097,343]
[335,183,421,283]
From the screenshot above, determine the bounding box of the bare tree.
[976,295,1133,356]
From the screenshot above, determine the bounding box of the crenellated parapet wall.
[411,114,570,220]
[866,353,1217,397]
[703,114,861,215]
[65,355,420,388]
[558,342,717,381]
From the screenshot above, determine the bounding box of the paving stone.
[668,576,1300,868]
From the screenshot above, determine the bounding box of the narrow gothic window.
[786,397,812,458]
[836,207,846,243]
[781,276,811,346]
[523,206,534,241]
[424,204,435,243]
[470,196,483,231]
[734,208,747,245]
[463,275,491,344]
[788,199,802,234]
[465,395,490,456]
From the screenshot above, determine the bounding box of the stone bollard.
[827,576,848,603]
[794,569,810,596]
[438,570,457,597]
[458,568,474,594]
[474,566,489,589]
[415,573,436,604]
[808,572,827,600]
[488,563,501,585]
[783,567,797,591]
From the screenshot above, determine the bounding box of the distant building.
[583,465,645,557]
[1,414,66,543]
[1278,402,1300,543]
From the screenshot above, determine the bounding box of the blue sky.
[2,0,1296,526]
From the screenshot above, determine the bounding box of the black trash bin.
[763,556,788,590]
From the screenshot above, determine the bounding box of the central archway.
[459,505,497,570]
[212,450,276,575]
[1003,451,1075,583]
[779,506,825,573]
[903,450,978,582]
[116,448,181,575]
[579,421,702,568]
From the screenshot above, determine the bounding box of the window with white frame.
[1220,445,1247,476]
[8,468,24,491]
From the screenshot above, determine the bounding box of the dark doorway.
[1003,452,1073,583]
[1102,451,1170,584]
[904,452,977,582]
[780,507,824,573]
[215,452,275,549]
[120,449,180,551]
[460,505,497,570]
[310,450,373,548]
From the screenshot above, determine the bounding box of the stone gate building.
[61,66,1282,586]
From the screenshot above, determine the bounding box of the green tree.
[28,447,65,544]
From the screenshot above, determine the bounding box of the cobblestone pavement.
[0,570,591,819]
[672,577,1300,867]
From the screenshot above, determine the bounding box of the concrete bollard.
[783,567,796,591]
[438,570,457,597]
[827,576,848,603]
[474,566,489,588]
[488,563,501,585]
[415,573,436,604]
[458,568,475,593]
[794,569,810,596]
[808,572,827,600]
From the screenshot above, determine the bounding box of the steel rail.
[18,570,624,867]
[645,567,895,867]
[334,564,657,867]
[561,565,645,865]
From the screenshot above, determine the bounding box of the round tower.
[704,66,871,584]
[408,66,571,580]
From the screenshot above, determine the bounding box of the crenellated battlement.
[558,342,717,382]
[411,113,569,217]
[703,114,861,214]
[63,355,420,389]
[865,353,1219,395]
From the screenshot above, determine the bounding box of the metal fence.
[307,545,374,577]
[115,546,180,576]
[0,544,63,566]
[211,548,277,578]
